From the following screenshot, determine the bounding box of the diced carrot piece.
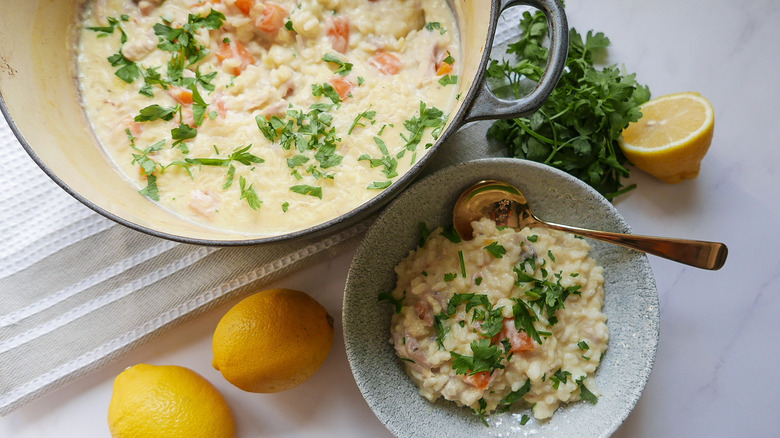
[256,3,287,34]
[433,46,455,75]
[235,0,253,15]
[330,76,354,100]
[128,121,144,136]
[369,51,402,75]
[492,318,535,353]
[436,60,453,76]
[216,99,228,118]
[216,41,256,76]
[168,87,193,105]
[327,16,350,53]
[463,371,492,390]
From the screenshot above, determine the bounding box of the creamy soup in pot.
[77,0,460,235]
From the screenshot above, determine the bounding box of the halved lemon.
[619,91,715,183]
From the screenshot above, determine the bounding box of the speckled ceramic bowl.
[343,158,659,437]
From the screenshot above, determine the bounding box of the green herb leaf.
[551,369,572,390]
[418,222,430,247]
[348,108,376,134]
[451,338,505,375]
[138,174,160,200]
[440,226,462,244]
[424,21,446,34]
[486,10,649,200]
[438,75,458,86]
[290,184,323,199]
[400,101,446,152]
[378,290,405,313]
[498,378,531,409]
[576,376,598,404]
[367,181,391,189]
[323,53,353,76]
[484,241,506,258]
[239,176,262,210]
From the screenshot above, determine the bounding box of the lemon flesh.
[619,91,715,183]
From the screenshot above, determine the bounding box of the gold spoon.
[453,180,728,270]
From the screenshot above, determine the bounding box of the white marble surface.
[2,0,779,436]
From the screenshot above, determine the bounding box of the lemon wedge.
[619,91,715,183]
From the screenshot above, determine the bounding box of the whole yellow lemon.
[108,364,235,438]
[212,288,335,393]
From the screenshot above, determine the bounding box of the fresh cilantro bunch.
[487,10,651,200]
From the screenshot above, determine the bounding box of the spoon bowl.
[453,179,728,270]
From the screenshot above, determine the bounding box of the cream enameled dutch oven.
[0,0,568,245]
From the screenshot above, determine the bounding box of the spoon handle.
[539,222,728,270]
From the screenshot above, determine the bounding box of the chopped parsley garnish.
[289,184,323,199]
[238,176,261,210]
[472,398,489,427]
[511,298,541,344]
[496,379,532,413]
[400,101,446,152]
[418,222,430,247]
[527,234,539,242]
[322,53,353,76]
[520,414,531,425]
[312,82,342,104]
[138,174,160,200]
[440,293,504,341]
[281,202,289,212]
[348,107,376,134]
[189,84,208,126]
[451,338,505,376]
[154,9,226,69]
[86,16,127,39]
[287,154,309,168]
[135,104,178,122]
[438,75,458,86]
[576,376,598,404]
[185,144,263,168]
[367,180,391,189]
[444,273,457,282]
[475,276,483,286]
[255,97,344,177]
[484,241,506,258]
[514,267,582,323]
[358,137,398,179]
[550,369,572,390]
[378,290,405,314]
[424,22,446,34]
[458,250,466,277]
[440,226,462,243]
[578,340,590,351]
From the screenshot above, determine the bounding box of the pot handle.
[462,0,568,123]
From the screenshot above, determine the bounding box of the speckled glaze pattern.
[343,158,659,437]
